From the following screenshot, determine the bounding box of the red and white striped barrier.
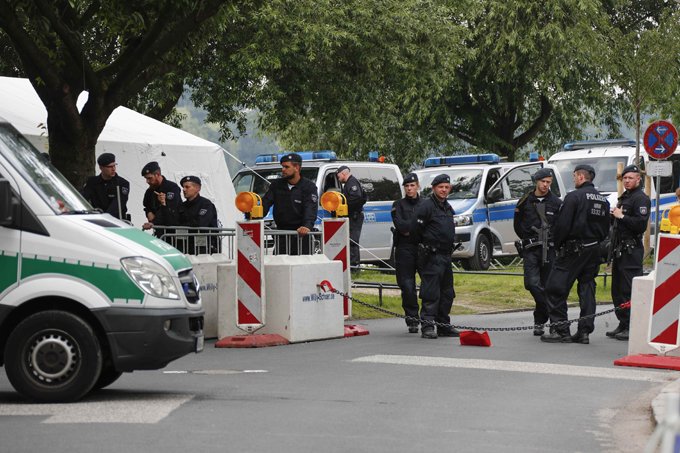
[648,234,680,353]
[236,220,265,332]
[323,218,351,319]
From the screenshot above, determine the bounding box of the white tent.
[0,76,239,229]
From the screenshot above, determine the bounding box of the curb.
[651,377,680,425]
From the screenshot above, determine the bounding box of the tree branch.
[512,95,553,149]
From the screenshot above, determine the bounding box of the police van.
[548,139,680,221]
[232,151,404,263]
[0,118,204,402]
[414,154,564,270]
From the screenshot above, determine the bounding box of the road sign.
[647,160,674,177]
[644,120,678,160]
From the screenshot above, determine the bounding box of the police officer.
[82,153,130,220]
[262,153,319,255]
[178,175,219,254]
[607,164,650,341]
[513,168,562,336]
[141,161,181,242]
[541,164,610,344]
[415,173,458,339]
[337,165,366,269]
[391,173,422,333]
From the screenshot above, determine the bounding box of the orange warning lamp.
[235,191,263,220]
[670,206,680,231]
[320,191,348,217]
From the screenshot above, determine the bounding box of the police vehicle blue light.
[563,139,635,151]
[255,151,337,164]
[423,153,500,167]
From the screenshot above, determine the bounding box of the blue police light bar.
[423,153,500,167]
[368,151,379,162]
[255,150,337,164]
[563,139,636,151]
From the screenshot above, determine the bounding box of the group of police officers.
[392,163,650,342]
[83,151,651,343]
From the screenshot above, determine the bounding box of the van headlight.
[120,257,180,300]
[454,215,473,227]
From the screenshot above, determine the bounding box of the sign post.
[643,120,678,266]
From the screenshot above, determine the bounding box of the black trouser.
[395,243,419,326]
[418,251,455,330]
[611,245,643,329]
[523,246,554,325]
[545,245,601,334]
[349,212,364,267]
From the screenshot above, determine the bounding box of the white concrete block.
[216,262,240,339]
[189,254,231,339]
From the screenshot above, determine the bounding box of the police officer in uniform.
[82,153,130,220]
[337,165,367,269]
[391,173,422,333]
[262,153,319,255]
[141,161,181,242]
[541,164,610,344]
[513,168,562,336]
[415,173,458,339]
[178,175,219,254]
[607,164,650,341]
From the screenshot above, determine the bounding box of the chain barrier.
[318,280,631,332]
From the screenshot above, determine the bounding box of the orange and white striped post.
[236,220,265,332]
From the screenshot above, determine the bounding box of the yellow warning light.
[320,191,348,218]
[235,192,263,219]
[661,206,680,234]
[670,206,680,229]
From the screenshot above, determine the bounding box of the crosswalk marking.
[0,394,192,424]
[352,355,677,383]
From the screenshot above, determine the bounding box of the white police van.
[0,118,204,402]
[548,139,680,224]
[232,151,404,264]
[415,154,564,270]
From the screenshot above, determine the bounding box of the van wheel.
[93,362,123,391]
[4,310,103,403]
[465,235,491,271]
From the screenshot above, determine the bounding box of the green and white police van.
[0,118,204,402]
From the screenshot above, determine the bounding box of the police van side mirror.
[486,186,502,203]
[0,178,13,226]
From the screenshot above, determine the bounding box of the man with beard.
[262,153,319,255]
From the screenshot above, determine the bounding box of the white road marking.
[352,355,677,383]
[0,394,192,424]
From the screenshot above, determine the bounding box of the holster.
[514,240,524,258]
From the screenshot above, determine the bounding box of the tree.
[0,0,230,186]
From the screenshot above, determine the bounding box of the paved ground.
[0,308,677,453]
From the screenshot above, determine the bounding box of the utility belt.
[556,239,598,258]
[419,243,453,256]
[521,237,554,249]
[612,237,641,258]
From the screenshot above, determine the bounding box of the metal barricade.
[263,229,323,256]
[155,226,236,258]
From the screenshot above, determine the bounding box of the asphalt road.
[0,308,677,453]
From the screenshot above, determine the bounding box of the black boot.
[533,324,545,336]
[615,329,629,341]
[421,327,437,339]
[570,331,590,344]
[408,325,419,334]
[437,327,460,337]
[606,324,625,338]
[540,331,572,343]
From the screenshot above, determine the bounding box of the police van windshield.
[419,169,483,200]
[233,167,319,197]
[550,157,627,193]
[0,123,91,214]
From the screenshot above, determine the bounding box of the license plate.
[195,335,204,353]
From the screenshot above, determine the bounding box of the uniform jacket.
[415,194,456,251]
[614,186,650,240]
[341,174,367,216]
[391,195,421,246]
[82,174,130,219]
[179,195,218,228]
[553,181,609,248]
[142,176,181,226]
[262,177,319,230]
[513,190,562,239]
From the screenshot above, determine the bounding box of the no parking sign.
[644,120,678,159]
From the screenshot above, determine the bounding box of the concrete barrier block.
[216,262,240,339]
[189,254,231,339]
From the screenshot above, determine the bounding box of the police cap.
[97,153,116,166]
[280,153,302,164]
[336,165,350,175]
[533,168,552,181]
[180,175,201,186]
[622,164,640,177]
[574,164,596,179]
[402,173,418,185]
[141,161,160,176]
[431,173,450,187]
